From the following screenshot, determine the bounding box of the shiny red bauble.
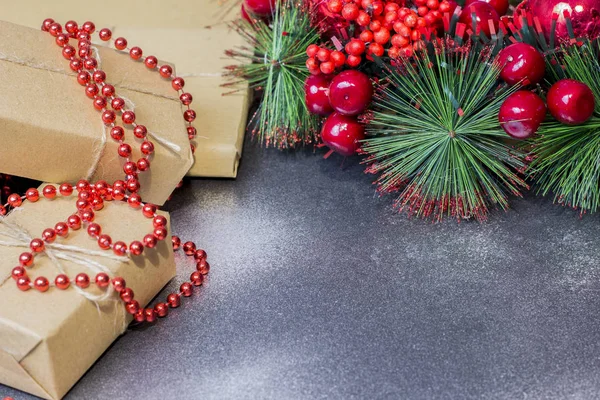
[496,42,545,86]
[459,1,500,37]
[305,74,334,116]
[465,0,509,16]
[243,0,274,16]
[328,70,373,116]
[320,112,365,156]
[516,0,600,41]
[498,91,547,139]
[547,79,596,125]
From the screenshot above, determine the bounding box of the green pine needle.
[528,38,600,215]
[224,0,321,148]
[362,45,528,222]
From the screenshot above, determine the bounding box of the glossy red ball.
[547,79,595,125]
[305,74,334,116]
[243,0,274,15]
[459,1,500,37]
[328,70,373,116]
[320,113,365,156]
[498,91,547,139]
[497,42,545,86]
[465,0,509,15]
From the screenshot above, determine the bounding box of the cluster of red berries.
[306,44,349,75]
[319,0,456,61]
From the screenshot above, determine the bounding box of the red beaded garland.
[4,19,212,326]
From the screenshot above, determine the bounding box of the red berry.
[547,79,596,125]
[345,39,366,56]
[497,43,545,86]
[357,11,371,26]
[243,0,274,15]
[329,70,373,116]
[306,44,320,58]
[321,113,365,157]
[373,27,391,44]
[465,0,508,16]
[346,55,362,67]
[328,0,343,13]
[320,61,335,75]
[305,74,334,116]
[342,3,360,20]
[330,50,346,67]
[316,48,331,62]
[498,91,547,139]
[360,30,374,42]
[368,42,385,57]
[459,2,499,37]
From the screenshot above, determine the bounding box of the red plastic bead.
[154,302,169,317]
[118,143,132,158]
[82,21,95,34]
[180,282,193,297]
[56,33,69,47]
[114,37,128,50]
[112,277,126,292]
[142,204,157,218]
[12,266,26,279]
[95,272,110,288]
[159,65,173,78]
[183,109,197,122]
[34,276,50,292]
[99,28,112,41]
[154,227,168,241]
[55,222,69,237]
[172,77,185,90]
[180,93,193,105]
[122,110,136,124]
[141,141,154,155]
[43,185,57,199]
[55,274,70,289]
[49,22,62,37]
[129,46,143,60]
[187,126,197,139]
[102,84,115,97]
[110,126,125,141]
[59,183,73,196]
[87,223,101,237]
[144,55,158,69]
[126,300,140,314]
[75,273,90,288]
[30,238,45,253]
[167,293,181,308]
[93,70,106,83]
[193,249,207,261]
[69,58,83,71]
[113,241,128,256]
[126,178,140,193]
[83,57,98,70]
[197,260,210,275]
[17,276,31,291]
[8,193,22,207]
[143,234,158,248]
[120,287,135,302]
[128,194,142,208]
[102,110,116,124]
[93,96,107,110]
[182,241,196,255]
[41,18,55,32]
[172,236,181,250]
[67,214,82,230]
[133,125,147,138]
[42,228,57,243]
[144,308,157,323]
[129,241,144,256]
[80,209,95,222]
[190,271,204,286]
[25,188,40,202]
[137,158,150,171]
[98,234,112,249]
[19,252,34,267]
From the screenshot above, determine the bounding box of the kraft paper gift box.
[0,20,193,206]
[0,184,176,400]
[0,0,251,178]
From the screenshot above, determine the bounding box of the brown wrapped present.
[0,20,192,205]
[0,0,250,179]
[0,184,176,400]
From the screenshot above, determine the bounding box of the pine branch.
[528,38,600,215]
[224,0,321,148]
[362,45,528,222]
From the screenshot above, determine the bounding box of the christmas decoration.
[459,2,500,37]
[529,38,600,214]
[328,70,373,115]
[465,0,509,16]
[305,74,334,116]
[321,112,365,156]
[498,90,547,139]
[225,0,321,147]
[243,0,275,15]
[546,79,595,125]
[515,0,600,41]
[363,45,527,221]
[496,42,545,85]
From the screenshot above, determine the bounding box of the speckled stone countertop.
[3,142,600,400]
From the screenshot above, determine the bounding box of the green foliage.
[362,45,528,222]
[224,0,321,148]
[528,39,600,215]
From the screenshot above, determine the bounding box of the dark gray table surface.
[3,142,600,400]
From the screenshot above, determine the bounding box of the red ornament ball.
[459,1,500,37]
[516,0,600,41]
[498,91,547,139]
[328,70,373,116]
[243,0,274,16]
[497,42,545,86]
[547,79,595,125]
[320,112,365,156]
[305,74,334,116]
[465,0,509,16]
